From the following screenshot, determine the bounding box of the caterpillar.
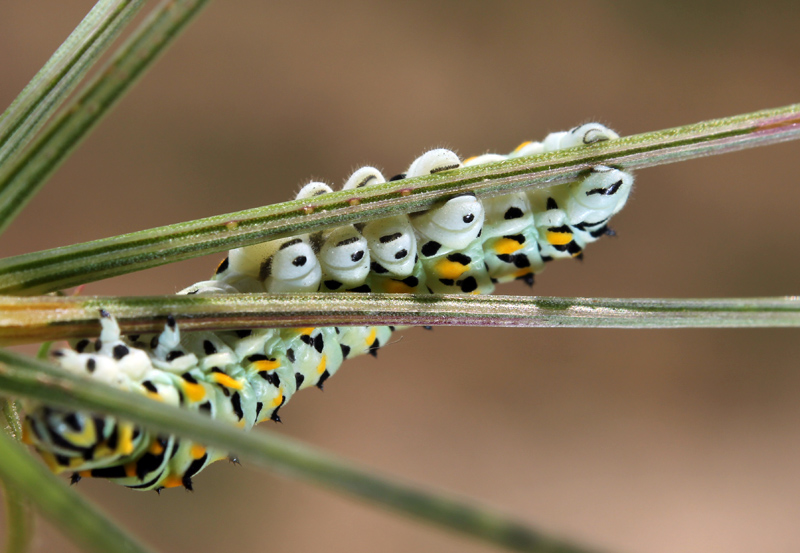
[21,123,634,492]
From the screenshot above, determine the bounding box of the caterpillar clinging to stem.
[22,123,633,492]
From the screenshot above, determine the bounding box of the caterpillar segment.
[23,123,633,490]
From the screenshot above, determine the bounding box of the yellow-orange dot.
[492,237,523,255]
[513,268,533,279]
[79,470,92,478]
[252,359,281,372]
[513,141,534,153]
[297,327,315,335]
[303,206,314,215]
[118,425,135,455]
[225,221,239,230]
[162,474,184,488]
[212,372,243,390]
[400,188,412,196]
[190,444,206,460]
[435,258,469,280]
[146,391,163,402]
[183,381,206,402]
[348,198,361,206]
[149,440,165,455]
[316,355,327,375]
[271,389,284,408]
[383,280,415,294]
[546,231,573,246]
[366,328,377,347]
[125,463,137,478]
[463,156,477,164]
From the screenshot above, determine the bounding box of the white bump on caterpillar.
[178,280,238,295]
[565,165,633,224]
[342,166,385,190]
[362,217,417,277]
[264,238,321,293]
[508,141,545,158]
[55,348,129,388]
[347,166,418,278]
[296,181,334,199]
[227,235,320,293]
[95,313,151,380]
[542,123,619,151]
[481,192,534,239]
[319,225,371,287]
[406,148,461,178]
[462,153,507,167]
[412,194,485,251]
[153,317,199,371]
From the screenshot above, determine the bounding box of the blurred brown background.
[2,1,800,552]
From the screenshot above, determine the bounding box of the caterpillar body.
[22,123,634,492]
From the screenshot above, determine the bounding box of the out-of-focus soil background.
[2,2,799,552]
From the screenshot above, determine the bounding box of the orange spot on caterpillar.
[162,475,184,489]
[190,444,206,459]
[212,372,243,390]
[546,231,572,246]
[316,355,327,375]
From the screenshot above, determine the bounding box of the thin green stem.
[0,0,211,238]
[2,399,33,553]
[0,0,144,168]
[1,293,799,345]
[0,429,155,553]
[0,350,594,553]
[0,104,798,296]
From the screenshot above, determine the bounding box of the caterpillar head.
[566,165,634,223]
[542,123,619,151]
[342,166,385,190]
[263,238,321,293]
[406,148,461,178]
[319,226,371,286]
[411,194,485,251]
[362,217,417,277]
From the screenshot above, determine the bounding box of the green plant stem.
[0,429,155,553]
[0,350,594,553]
[0,0,144,169]
[0,0,211,238]
[2,398,33,553]
[0,103,798,296]
[0,293,798,345]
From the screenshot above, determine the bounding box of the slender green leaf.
[0,350,595,553]
[0,429,155,553]
[0,0,144,168]
[1,399,34,553]
[0,0,211,237]
[0,104,798,296]
[1,293,799,345]
[1,481,34,553]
